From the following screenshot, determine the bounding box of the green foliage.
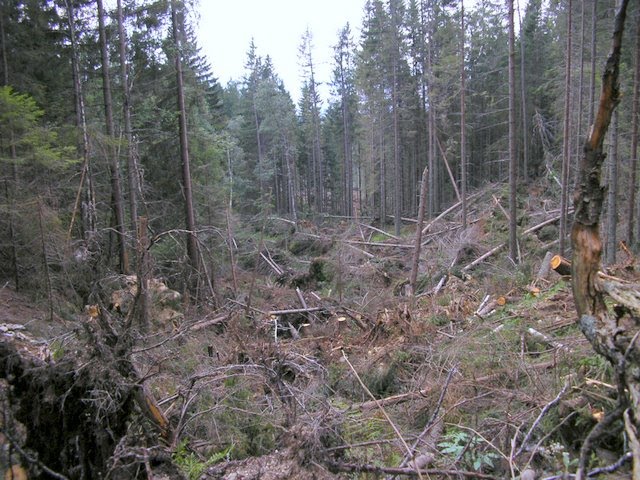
[0,86,75,169]
[438,429,500,472]
[173,441,231,480]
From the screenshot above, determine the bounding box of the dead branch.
[361,223,401,241]
[342,350,424,479]
[295,287,308,309]
[526,328,572,353]
[268,307,324,316]
[345,239,413,249]
[398,366,457,470]
[421,190,484,235]
[327,461,499,479]
[189,314,228,332]
[515,382,569,458]
[351,387,435,412]
[260,251,283,275]
[461,243,505,272]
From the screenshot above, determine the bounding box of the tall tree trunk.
[392,63,401,236]
[117,0,139,241]
[97,0,129,274]
[517,0,529,181]
[410,166,428,295]
[605,109,618,265]
[66,0,96,243]
[1,9,19,290]
[588,0,597,125]
[460,0,467,229]
[171,0,200,278]
[630,10,640,246]
[0,4,7,85]
[117,0,149,325]
[574,0,586,186]
[560,0,573,256]
[508,0,518,263]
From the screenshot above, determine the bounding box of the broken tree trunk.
[569,2,640,478]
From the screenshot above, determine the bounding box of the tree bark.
[66,0,96,243]
[630,9,640,246]
[171,0,200,278]
[570,2,640,477]
[559,0,573,257]
[410,166,429,295]
[117,0,139,244]
[508,0,518,263]
[606,109,618,265]
[97,0,129,274]
[460,0,467,229]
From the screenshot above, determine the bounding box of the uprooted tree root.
[0,315,181,479]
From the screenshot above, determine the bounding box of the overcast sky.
[195,0,366,105]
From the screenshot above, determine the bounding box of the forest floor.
[1,180,636,479]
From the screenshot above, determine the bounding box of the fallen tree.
[0,307,179,479]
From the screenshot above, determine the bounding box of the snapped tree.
[569,0,640,477]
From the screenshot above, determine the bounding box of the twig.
[342,350,424,479]
[345,239,413,249]
[577,403,625,478]
[515,382,569,457]
[295,288,308,309]
[398,365,457,469]
[361,223,401,241]
[421,190,484,235]
[586,451,632,476]
[526,327,573,353]
[327,461,499,479]
[351,387,434,412]
[461,243,505,272]
[269,307,324,316]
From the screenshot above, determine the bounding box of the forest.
[2,0,640,479]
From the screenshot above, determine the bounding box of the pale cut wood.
[551,255,572,276]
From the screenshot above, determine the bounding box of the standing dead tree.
[570,1,640,478]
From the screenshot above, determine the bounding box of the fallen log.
[551,255,572,276]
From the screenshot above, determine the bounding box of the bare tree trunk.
[508,0,518,263]
[0,4,7,85]
[574,0,586,186]
[171,0,200,279]
[630,10,640,246]
[605,109,618,265]
[37,199,53,323]
[517,0,529,181]
[588,0,597,125]
[66,0,96,243]
[97,0,129,274]
[117,0,139,241]
[4,180,18,290]
[460,0,467,229]
[427,39,438,217]
[135,216,150,329]
[1,9,19,290]
[410,167,428,295]
[560,0,573,256]
[392,62,401,237]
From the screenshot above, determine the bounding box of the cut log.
[551,255,572,276]
[536,251,555,281]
